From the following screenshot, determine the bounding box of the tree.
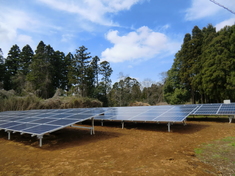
[66,52,76,91]
[27,41,53,98]
[50,50,67,91]
[164,24,235,104]
[91,56,100,87]
[4,44,21,90]
[164,52,190,104]
[99,61,113,106]
[108,77,140,106]
[19,44,34,75]
[74,46,92,97]
[99,61,113,95]
[0,49,5,89]
[202,26,231,102]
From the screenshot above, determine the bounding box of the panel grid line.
[152,106,176,121]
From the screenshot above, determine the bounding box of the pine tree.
[74,46,92,97]
[190,26,203,103]
[65,52,75,91]
[19,44,34,75]
[27,41,53,98]
[4,44,21,90]
[99,61,113,95]
[91,56,100,87]
[0,49,5,89]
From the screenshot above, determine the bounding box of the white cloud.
[185,0,235,21]
[101,26,180,63]
[0,8,39,56]
[37,0,143,26]
[216,18,235,31]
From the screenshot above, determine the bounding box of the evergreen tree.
[66,52,76,91]
[0,49,5,89]
[27,41,53,98]
[4,44,21,90]
[201,24,217,103]
[19,44,34,75]
[99,61,113,106]
[164,24,235,104]
[190,26,203,103]
[91,56,100,87]
[50,50,67,90]
[164,53,190,104]
[99,61,113,95]
[202,26,230,102]
[74,46,92,97]
[227,25,235,100]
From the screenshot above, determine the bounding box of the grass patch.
[195,136,235,176]
[194,148,203,155]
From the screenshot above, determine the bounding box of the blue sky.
[1,0,235,85]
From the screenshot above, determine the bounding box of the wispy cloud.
[185,0,235,21]
[101,26,180,63]
[216,18,235,31]
[37,0,143,26]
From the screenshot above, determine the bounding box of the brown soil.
[0,121,235,176]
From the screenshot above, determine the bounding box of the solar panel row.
[0,108,107,146]
[1,103,235,146]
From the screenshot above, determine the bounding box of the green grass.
[195,136,235,175]
[194,148,203,155]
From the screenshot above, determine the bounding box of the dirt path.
[0,121,235,176]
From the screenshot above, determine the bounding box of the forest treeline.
[164,24,235,104]
[2,23,232,108]
[0,41,164,108]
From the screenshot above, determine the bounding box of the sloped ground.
[0,121,235,176]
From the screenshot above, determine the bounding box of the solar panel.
[218,104,235,114]
[6,123,39,131]
[95,105,197,123]
[22,124,62,135]
[0,108,101,146]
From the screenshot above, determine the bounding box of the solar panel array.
[191,103,235,115]
[0,108,106,136]
[1,103,235,146]
[96,105,198,122]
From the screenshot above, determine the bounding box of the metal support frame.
[71,117,95,135]
[228,115,234,123]
[7,131,11,140]
[121,121,124,129]
[101,120,104,126]
[167,122,172,132]
[37,135,43,147]
[183,120,187,126]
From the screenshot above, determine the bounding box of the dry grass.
[0,90,102,112]
[129,101,150,106]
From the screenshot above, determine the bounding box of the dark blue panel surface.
[49,113,75,119]
[23,124,62,135]
[47,119,79,126]
[65,114,93,120]
[0,121,8,125]
[131,115,157,121]
[0,122,22,129]
[6,123,39,131]
[35,113,55,118]
[17,118,41,122]
[218,104,235,114]
[30,118,57,124]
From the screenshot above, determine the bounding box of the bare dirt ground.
[0,120,235,176]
